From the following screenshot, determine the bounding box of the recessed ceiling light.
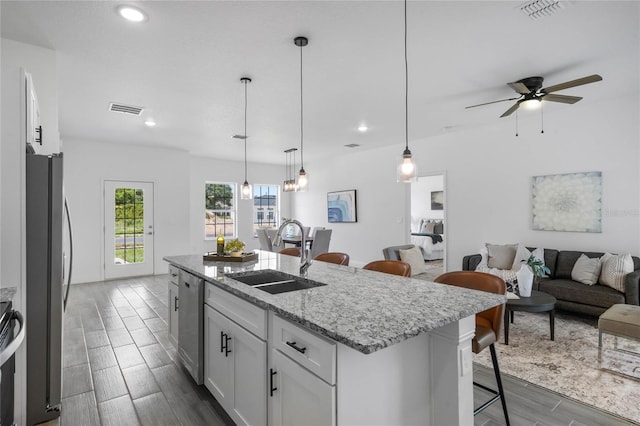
[144,119,156,127]
[117,5,147,22]
[357,124,368,132]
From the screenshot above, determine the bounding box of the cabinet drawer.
[168,265,180,285]
[270,313,336,385]
[205,283,267,340]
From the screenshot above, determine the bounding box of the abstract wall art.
[532,172,602,233]
[327,190,357,223]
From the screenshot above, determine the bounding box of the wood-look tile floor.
[51,274,636,426]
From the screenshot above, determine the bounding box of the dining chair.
[279,247,301,257]
[314,252,349,266]
[310,229,332,259]
[362,260,411,277]
[310,226,325,239]
[433,271,510,425]
[256,228,273,252]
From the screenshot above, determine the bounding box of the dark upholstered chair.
[314,252,350,266]
[279,247,301,257]
[434,271,510,425]
[363,260,411,277]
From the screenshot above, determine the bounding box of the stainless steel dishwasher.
[178,270,204,384]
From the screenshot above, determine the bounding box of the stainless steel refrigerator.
[25,153,66,425]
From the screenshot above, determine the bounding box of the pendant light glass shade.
[294,36,309,192]
[240,77,252,200]
[283,148,298,192]
[396,0,417,184]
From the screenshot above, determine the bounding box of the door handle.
[269,368,278,397]
[147,232,153,235]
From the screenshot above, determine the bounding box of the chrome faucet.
[273,219,311,276]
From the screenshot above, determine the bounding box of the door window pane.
[114,187,145,264]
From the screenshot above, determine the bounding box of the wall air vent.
[344,144,360,148]
[109,102,144,116]
[519,0,566,20]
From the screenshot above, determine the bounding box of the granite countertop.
[0,287,17,303]
[164,251,505,354]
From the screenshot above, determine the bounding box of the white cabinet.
[167,266,179,348]
[204,303,267,426]
[269,348,335,426]
[268,312,336,426]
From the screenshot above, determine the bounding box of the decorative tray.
[203,252,258,262]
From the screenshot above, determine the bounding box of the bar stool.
[279,248,301,257]
[434,271,510,426]
[363,260,411,277]
[314,252,350,266]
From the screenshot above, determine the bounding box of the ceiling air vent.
[344,143,360,148]
[109,102,144,116]
[519,0,566,20]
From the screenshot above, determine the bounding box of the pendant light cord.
[244,79,248,182]
[404,0,409,152]
[299,44,304,169]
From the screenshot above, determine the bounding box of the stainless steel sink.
[226,270,327,294]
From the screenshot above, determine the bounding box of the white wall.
[188,156,289,255]
[411,175,444,231]
[63,139,286,283]
[1,37,59,426]
[293,95,640,270]
[63,139,191,283]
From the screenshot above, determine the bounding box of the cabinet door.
[204,305,233,404]
[269,349,335,426]
[229,321,267,426]
[168,283,179,348]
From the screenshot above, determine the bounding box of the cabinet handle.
[270,369,278,397]
[174,296,179,311]
[220,331,226,353]
[184,281,190,288]
[171,273,178,278]
[286,341,307,354]
[35,125,43,145]
[224,335,232,357]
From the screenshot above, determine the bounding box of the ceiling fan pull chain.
[540,103,544,134]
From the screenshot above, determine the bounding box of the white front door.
[104,181,154,279]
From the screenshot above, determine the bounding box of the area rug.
[473,311,640,424]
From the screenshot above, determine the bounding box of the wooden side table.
[504,290,556,345]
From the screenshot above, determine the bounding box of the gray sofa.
[463,248,640,316]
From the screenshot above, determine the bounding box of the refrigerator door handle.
[0,311,26,368]
[63,197,73,311]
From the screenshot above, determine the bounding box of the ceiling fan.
[466,74,603,117]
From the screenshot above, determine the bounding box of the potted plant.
[517,255,550,297]
[225,238,246,257]
[526,255,551,278]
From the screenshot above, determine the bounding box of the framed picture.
[431,191,444,210]
[327,190,357,223]
[532,171,602,233]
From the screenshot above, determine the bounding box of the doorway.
[410,173,446,275]
[104,181,154,280]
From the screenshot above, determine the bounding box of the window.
[252,184,279,233]
[205,182,236,239]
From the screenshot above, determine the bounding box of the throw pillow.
[571,254,602,285]
[599,253,633,292]
[421,222,436,234]
[486,243,518,270]
[399,247,426,276]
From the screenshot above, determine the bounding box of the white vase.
[517,264,534,297]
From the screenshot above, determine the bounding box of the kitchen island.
[165,250,504,426]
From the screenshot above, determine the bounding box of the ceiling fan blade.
[500,102,520,118]
[465,96,521,109]
[507,82,531,94]
[541,94,583,104]
[540,74,603,94]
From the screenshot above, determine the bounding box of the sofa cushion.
[399,247,426,276]
[600,253,634,292]
[486,243,517,270]
[538,278,625,308]
[555,251,604,280]
[571,254,602,285]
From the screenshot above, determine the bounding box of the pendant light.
[240,77,252,200]
[294,36,309,191]
[283,148,298,192]
[397,0,417,183]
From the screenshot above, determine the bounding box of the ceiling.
[2,1,638,165]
